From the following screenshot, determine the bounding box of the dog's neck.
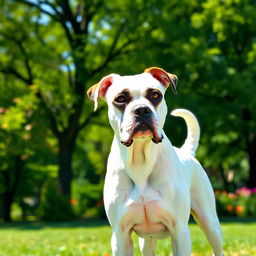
[114,133,166,192]
[129,138,154,165]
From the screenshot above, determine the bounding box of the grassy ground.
[0,219,255,256]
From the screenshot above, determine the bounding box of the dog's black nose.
[134,106,152,118]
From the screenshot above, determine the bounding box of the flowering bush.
[215,187,256,217]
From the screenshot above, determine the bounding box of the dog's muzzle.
[120,106,163,147]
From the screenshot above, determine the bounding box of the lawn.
[0,219,255,256]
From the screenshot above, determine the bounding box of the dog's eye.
[151,91,161,99]
[115,95,126,103]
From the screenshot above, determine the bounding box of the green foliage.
[151,0,256,188]
[0,91,38,159]
[72,180,104,218]
[38,179,75,221]
[1,0,256,221]
[72,124,112,218]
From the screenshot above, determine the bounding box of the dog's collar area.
[121,134,164,147]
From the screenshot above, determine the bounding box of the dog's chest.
[121,186,172,239]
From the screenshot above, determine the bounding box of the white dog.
[87,67,223,256]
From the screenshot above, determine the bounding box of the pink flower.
[228,193,237,199]
[236,187,251,196]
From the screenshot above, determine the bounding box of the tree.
[1,0,255,222]
[0,0,164,200]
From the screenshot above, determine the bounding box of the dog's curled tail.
[171,109,200,156]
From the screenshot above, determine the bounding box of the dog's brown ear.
[87,74,118,111]
[144,67,178,94]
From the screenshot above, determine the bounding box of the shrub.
[38,179,75,221]
[215,187,256,217]
[72,180,105,218]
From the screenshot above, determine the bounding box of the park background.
[0,0,256,255]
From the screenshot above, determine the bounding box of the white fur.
[97,72,223,256]
[171,109,200,156]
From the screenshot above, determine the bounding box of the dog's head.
[87,67,178,147]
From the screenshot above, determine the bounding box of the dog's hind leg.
[139,237,156,256]
[191,165,224,256]
[191,207,223,256]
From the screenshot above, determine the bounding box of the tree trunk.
[58,134,76,198]
[1,156,23,222]
[56,49,86,198]
[2,192,13,222]
[247,134,256,188]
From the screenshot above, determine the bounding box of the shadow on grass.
[189,216,256,224]
[0,218,109,230]
[1,217,256,231]
[219,217,256,223]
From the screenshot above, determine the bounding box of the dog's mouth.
[120,122,163,147]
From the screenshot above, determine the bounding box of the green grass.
[0,219,255,256]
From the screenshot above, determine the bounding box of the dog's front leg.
[111,226,133,256]
[139,237,156,256]
[171,224,191,256]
